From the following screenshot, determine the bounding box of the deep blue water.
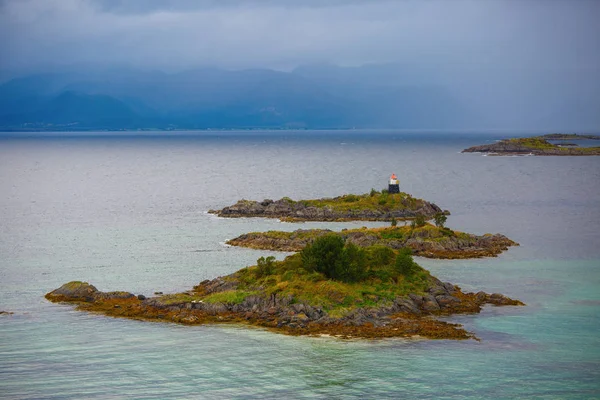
[0,131,599,399]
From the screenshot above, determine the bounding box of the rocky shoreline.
[46,278,524,340]
[227,225,518,259]
[209,192,446,222]
[539,134,600,140]
[462,135,600,156]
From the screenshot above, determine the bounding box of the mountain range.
[1,64,598,131]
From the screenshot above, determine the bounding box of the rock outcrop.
[45,281,136,303]
[227,226,518,259]
[46,278,524,340]
[209,193,445,222]
[462,136,600,156]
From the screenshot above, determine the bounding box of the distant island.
[227,224,518,259]
[462,134,600,156]
[47,235,523,340]
[209,190,447,222]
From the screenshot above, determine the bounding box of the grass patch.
[202,290,258,305]
[508,137,556,149]
[158,293,202,305]
[301,192,424,213]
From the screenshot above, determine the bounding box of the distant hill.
[0,65,598,130]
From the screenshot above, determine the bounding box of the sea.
[0,130,599,399]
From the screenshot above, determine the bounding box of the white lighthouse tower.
[388,173,399,193]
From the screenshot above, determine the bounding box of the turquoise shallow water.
[0,131,599,399]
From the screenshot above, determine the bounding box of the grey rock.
[421,295,441,312]
[435,295,461,308]
[443,282,457,293]
[395,298,421,315]
[46,281,99,302]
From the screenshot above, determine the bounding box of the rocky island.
[227,223,518,259]
[209,190,446,222]
[462,134,600,156]
[47,235,523,340]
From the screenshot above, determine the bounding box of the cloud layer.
[1,0,599,72]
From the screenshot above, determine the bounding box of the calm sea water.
[0,131,599,399]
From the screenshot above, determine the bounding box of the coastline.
[462,134,600,156]
[46,277,524,340]
[209,192,447,222]
[226,225,518,259]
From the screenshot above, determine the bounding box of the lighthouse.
[388,173,400,193]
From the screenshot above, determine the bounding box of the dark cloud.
[0,0,598,72]
[92,0,383,14]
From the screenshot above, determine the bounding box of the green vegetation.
[394,248,418,276]
[237,224,479,250]
[225,235,431,313]
[508,137,600,153]
[300,235,368,283]
[434,212,447,228]
[202,290,258,305]
[227,222,518,259]
[256,256,276,278]
[463,134,600,155]
[296,191,426,213]
[540,134,600,140]
[390,217,397,227]
[158,293,202,305]
[508,137,556,150]
[411,215,426,228]
[379,227,406,240]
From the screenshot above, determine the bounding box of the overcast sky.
[1,0,599,73]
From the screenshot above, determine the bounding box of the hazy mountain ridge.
[0,65,598,130]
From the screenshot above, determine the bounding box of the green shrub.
[368,245,396,267]
[300,234,368,283]
[434,213,447,228]
[413,215,426,228]
[394,248,417,276]
[256,256,276,278]
[344,194,360,203]
[338,243,368,282]
[370,188,379,197]
[390,217,397,227]
[301,234,345,277]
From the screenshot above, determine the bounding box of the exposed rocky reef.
[46,276,523,340]
[227,224,518,259]
[462,135,600,156]
[209,191,446,222]
[539,134,600,140]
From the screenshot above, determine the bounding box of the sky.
[1,0,599,73]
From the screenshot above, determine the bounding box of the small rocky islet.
[208,190,447,222]
[47,251,523,340]
[47,180,524,340]
[227,224,518,259]
[462,134,600,156]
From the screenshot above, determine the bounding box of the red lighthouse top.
[390,173,397,180]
